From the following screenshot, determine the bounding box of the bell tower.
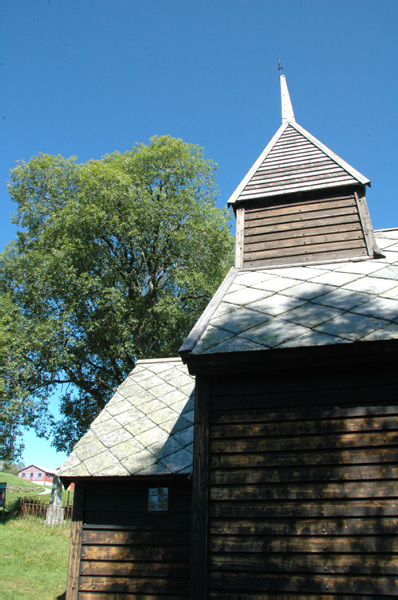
[230,74,381,269]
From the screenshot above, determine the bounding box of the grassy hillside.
[0,472,42,488]
[0,472,73,512]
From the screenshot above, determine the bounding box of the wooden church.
[60,75,398,599]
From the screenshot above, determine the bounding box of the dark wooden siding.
[76,478,191,599]
[243,189,368,267]
[206,364,398,599]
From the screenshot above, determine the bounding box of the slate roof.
[59,358,195,478]
[228,123,369,206]
[181,229,398,356]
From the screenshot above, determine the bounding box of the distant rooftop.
[18,465,58,475]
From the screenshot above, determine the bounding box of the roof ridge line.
[136,357,182,365]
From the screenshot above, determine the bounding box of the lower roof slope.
[181,229,398,356]
[59,358,195,478]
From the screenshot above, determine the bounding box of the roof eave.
[232,179,368,205]
[183,338,398,376]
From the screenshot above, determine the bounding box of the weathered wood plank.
[244,196,355,214]
[247,171,349,191]
[210,481,397,501]
[245,192,354,213]
[208,593,366,600]
[246,166,345,187]
[209,517,398,536]
[210,446,398,469]
[260,150,326,164]
[243,230,364,253]
[209,499,398,518]
[210,430,398,454]
[79,594,188,600]
[210,464,398,485]
[209,534,398,554]
[210,415,397,438]
[250,165,344,184]
[211,404,398,424]
[245,215,361,238]
[245,221,362,244]
[244,246,367,267]
[82,529,189,546]
[244,197,356,221]
[208,594,392,600]
[254,158,342,174]
[81,545,189,562]
[79,576,190,594]
[256,152,338,166]
[208,571,398,595]
[260,150,331,164]
[244,238,366,261]
[209,552,398,575]
[80,560,189,577]
[253,164,341,183]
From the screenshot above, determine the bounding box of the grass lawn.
[0,515,71,599]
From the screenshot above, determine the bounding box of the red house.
[18,464,58,484]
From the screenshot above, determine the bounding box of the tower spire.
[280,70,295,124]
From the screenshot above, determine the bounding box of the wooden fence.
[18,498,73,520]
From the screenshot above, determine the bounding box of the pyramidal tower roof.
[228,75,370,206]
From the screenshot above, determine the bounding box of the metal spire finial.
[277,56,283,74]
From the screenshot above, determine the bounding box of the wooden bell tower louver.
[230,75,380,269]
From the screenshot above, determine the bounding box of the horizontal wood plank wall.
[207,364,398,599]
[243,190,368,267]
[78,479,191,599]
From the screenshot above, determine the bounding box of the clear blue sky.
[2,0,398,468]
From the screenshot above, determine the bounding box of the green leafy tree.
[3,136,233,453]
